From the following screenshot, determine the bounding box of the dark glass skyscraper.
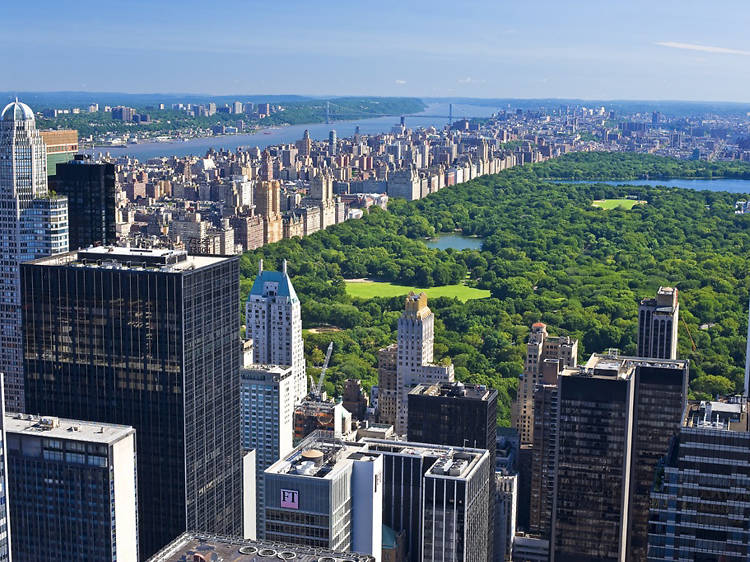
[53,155,116,250]
[21,247,244,559]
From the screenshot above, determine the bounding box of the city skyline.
[3,1,750,102]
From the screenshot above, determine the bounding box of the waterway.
[84,102,500,161]
[557,178,750,194]
[425,233,483,251]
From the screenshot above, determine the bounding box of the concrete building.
[6,414,138,562]
[647,398,750,561]
[549,352,688,562]
[496,473,518,562]
[246,259,307,405]
[362,438,491,562]
[637,287,679,360]
[148,532,376,561]
[393,293,454,435]
[22,247,246,558]
[241,363,295,539]
[513,322,577,446]
[39,128,78,176]
[376,343,398,426]
[264,432,382,560]
[0,99,69,412]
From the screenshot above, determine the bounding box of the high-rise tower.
[392,292,453,435]
[637,286,679,359]
[0,100,68,412]
[22,247,245,559]
[512,322,577,446]
[245,259,306,405]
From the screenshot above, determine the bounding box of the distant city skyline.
[3,0,749,102]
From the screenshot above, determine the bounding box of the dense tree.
[240,152,750,426]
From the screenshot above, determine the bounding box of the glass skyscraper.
[21,247,244,559]
[0,99,68,412]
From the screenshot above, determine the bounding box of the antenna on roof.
[282,259,288,276]
[258,259,263,276]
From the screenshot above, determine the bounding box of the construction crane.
[681,317,697,352]
[311,342,333,400]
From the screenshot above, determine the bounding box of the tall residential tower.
[245,259,307,405]
[0,100,68,412]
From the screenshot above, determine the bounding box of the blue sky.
[3,0,749,101]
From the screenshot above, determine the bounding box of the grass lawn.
[592,198,645,210]
[345,280,490,301]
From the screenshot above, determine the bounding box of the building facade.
[264,433,382,559]
[241,363,295,538]
[6,414,138,562]
[393,293,454,434]
[54,155,116,249]
[647,398,750,561]
[362,438,490,562]
[512,323,577,446]
[246,259,307,405]
[0,100,69,412]
[22,247,244,559]
[549,353,688,562]
[637,287,679,360]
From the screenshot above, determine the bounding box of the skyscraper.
[392,292,454,435]
[328,129,337,155]
[407,381,498,561]
[245,259,306,405]
[240,364,295,539]
[6,414,138,562]
[54,154,116,250]
[512,323,577,446]
[637,287,679,360]
[0,379,11,562]
[0,99,69,412]
[22,247,245,559]
[549,352,688,562]
[362,437,491,562]
[648,398,750,561]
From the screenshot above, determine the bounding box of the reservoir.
[425,233,483,251]
[557,178,750,194]
[85,102,500,161]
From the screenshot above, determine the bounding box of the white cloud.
[457,77,485,84]
[655,41,750,56]
[394,79,407,85]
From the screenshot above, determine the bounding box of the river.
[84,102,500,161]
[557,178,750,194]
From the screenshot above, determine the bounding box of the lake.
[84,102,500,161]
[557,178,750,194]
[425,233,483,251]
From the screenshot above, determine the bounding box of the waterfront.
[424,233,484,251]
[558,178,750,194]
[84,102,500,161]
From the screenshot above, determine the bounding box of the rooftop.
[28,246,228,272]
[564,351,689,380]
[1,100,34,123]
[148,532,375,562]
[409,381,496,401]
[6,414,134,445]
[266,432,369,480]
[683,397,749,432]
[249,258,298,302]
[361,438,488,480]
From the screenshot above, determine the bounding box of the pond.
[425,233,483,251]
[555,178,750,194]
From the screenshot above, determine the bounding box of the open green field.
[345,280,490,301]
[592,198,645,210]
